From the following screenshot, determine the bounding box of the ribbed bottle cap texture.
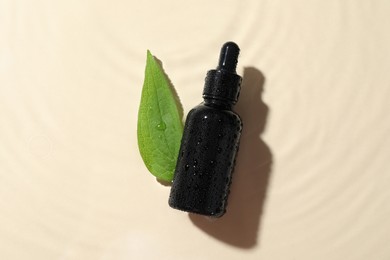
[203,42,242,103]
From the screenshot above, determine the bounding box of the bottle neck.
[203,98,233,110]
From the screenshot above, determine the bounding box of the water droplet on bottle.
[193,159,198,166]
[156,121,166,131]
[185,164,189,170]
[210,160,214,164]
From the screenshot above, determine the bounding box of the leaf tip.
[146,49,154,61]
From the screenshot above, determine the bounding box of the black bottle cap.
[203,42,242,104]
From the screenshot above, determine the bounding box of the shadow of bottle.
[189,67,273,248]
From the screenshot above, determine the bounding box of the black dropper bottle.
[169,42,243,217]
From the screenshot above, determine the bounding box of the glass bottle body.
[169,101,242,217]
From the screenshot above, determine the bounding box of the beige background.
[1,0,390,259]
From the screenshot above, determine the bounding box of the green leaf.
[137,50,183,182]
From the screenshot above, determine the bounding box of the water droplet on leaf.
[156,121,166,130]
